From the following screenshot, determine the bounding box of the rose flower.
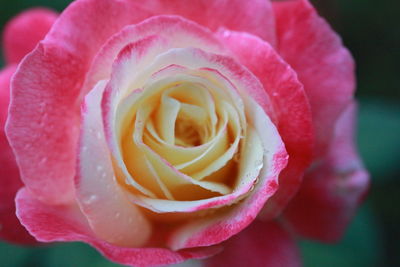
[2,0,369,266]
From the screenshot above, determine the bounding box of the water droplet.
[83,195,98,205]
[96,165,104,171]
[39,157,48,164]
[222,30,231,37]
[96,131,102,139]
[115,212,121,218]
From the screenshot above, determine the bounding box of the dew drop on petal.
[39,157,48,164]
[83,195,98,205]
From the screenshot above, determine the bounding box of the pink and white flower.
[1,0,369,266]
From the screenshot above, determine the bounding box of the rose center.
[174,117,202,147]
[115,65,265,203]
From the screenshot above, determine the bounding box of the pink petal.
[5,0,153,205]
[2,8,58,64]
[16,188,221,267]
[83,15,225,96]
[0,65,36,244]
[136,0,276,45]
[205,220,301,267]
[6,43,82,204]
[273,0,356,156]
[284,102,369,242]
[218,30,314,219]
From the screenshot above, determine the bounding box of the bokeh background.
[0,0,399,266]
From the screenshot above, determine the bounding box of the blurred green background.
[0,0,399,266]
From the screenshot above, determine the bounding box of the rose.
[0,8,57,244]
[3,0,369,266]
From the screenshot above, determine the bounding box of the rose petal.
[273,0,355,156]
[83,15,225,96]
[218,30,314,219]
[284,102,369,242]
[77,80,152,247]
[205,220,301,267]
[6,43,82,204]
[136,0,276,45]
[16,188,221,266]
[0,65,36,244]
[2,8,58,64]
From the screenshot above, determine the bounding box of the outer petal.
[6,42,83,204]
[16,188,222,267]
[218,30,314,219]
[5,0,154,204]
[273,0,355,156]
[205,220,301,267]
[136,0,276,45]
[284,102,369,242]
[83,15,225,97]
[0,65,35,244]
[2,8,58,64]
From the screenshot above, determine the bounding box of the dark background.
[0,0,399,266]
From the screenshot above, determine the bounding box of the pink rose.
[3,0,369,266]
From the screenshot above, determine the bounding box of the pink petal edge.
[217,30,314,219]
[15,188,222,267]
[273,0,355,157]
[284,102,369,242]
[135,0,277,45]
